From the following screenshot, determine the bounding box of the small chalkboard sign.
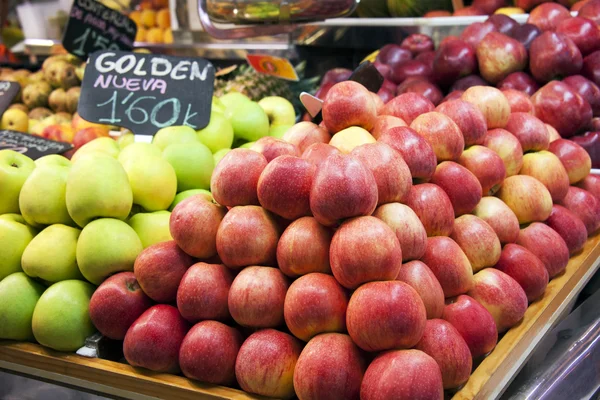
[78,50,215,136]
[0,81,21,115]
[0,130,73,160]
[63,0,137,60]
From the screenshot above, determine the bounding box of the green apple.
[121,155,177,211]
[71,137,120,162]
[225,101,270,142]
[19,161,74,227]
[240,141,256,149]
[197,112,234,153]
[117,133,135,149]
[76,218,142,285]
[35,154,71,168]
[258,96,296,126]
[162,142,214,192]
[0,214,37,280]
[128,210,173,248]
[219,92,251,110]
[66,154,133,227]
[212,96,226,114]
[32,280,96,352]
[0,272,45,341]
[21,224,83,283]
[117,142,162,164]
[0,150,36,214]
[269,124,292,139]
[169,189,212,211]
[213,148,231,166]
[153,125,200,151]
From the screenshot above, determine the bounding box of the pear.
[44,60,79,90]
[28,107,53,121]
[48,88,68,112]
[66,87,81,114]
[22,81,52,109]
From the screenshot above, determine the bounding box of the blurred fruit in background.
[128,1,172,44]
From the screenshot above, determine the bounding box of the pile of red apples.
[88,70,600,399]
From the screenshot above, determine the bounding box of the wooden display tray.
[1,234,600,400]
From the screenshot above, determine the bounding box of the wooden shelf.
[1,233,600,400]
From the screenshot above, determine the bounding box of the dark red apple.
[494,243,549,301]
[511,23,542,50]
[321,68,352,86]
[442,90,465,103]
[401,34,435,56]
[486,13,518,35]
[433,40,478,87]
[545,204,588,255]
[453,6,486,15]
[556,17,600,56]
[377,44,412,67]
[577,174,600,199]
[460,21,497,49]
[373,61,391,80]
[559,186,600,234]
[582,50,600,87]
[396,78,444,106]
[563,75,600,117]
[527,3,571,32]
[578,0,600,25]
[416,50,436,71]
[517,222,571,278]
[389,60,433,84]
[497,71,540,96]
[529,32,583,83]
[377,88,394,104]
[572,132,600,168]
[450,75,488,92]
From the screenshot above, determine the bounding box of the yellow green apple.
[0,272,45,341]
[35,154,71,168]
[0,214,37,280]
[162,142,214,191]
[270,124,292,139]
[212,96,227,114]
[117,142,162,163]
[71,137,120,162]
[121,155,177,211]
[117,133,135,149]
[169,189,212,211]
[225,101,270,142]
[258,96,296,126]
[219,92,251,110]
[0,150,36,214]
[32,280,96,351]
[197,112,234,153]
[128,210,173,248]
[21,224,83,283]
[66,154,133,227]
[153,125,200,151]
[76,218,143,284]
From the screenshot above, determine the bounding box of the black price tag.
[63,0,137,60]
[78,51,215,135]
[0,81,21,115]
[0,130,73,160]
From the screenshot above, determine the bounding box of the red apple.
[284,273,348,341]
[497,175,553,224]
[517,222,571,277]
[282,122,331,153]
[527,3,571,31]
[321,68,352,86]
[377,44,412,66]
[381,78,398,93]
[494,244,549,301]
[472,196,520,244]
[276,216,332,277]
[251,137,300,162]
[453,5,486,15]
[373,203,428,261]
[576,174,600,199]
[123,305,190,373]
[416,50,436,70]
[546,124,562,142]
[433,39,478,87]
[301,143,341,166]
[459,145,507,195]
[410,112,465,162]
[361,350,443,400]
[294,333,365,400]
[529,32,583,83]
[512,23,542,50]
[370,115,407,139]
[557,17,600,57]
[486,13,518,35]
[309,153,378,226]
[442,90,465,103]
[505,112,550,152]
[545,204,588,255]
[424,10,452,17]
[460,22,497,49]
[346,281,427,351]
[531,81,593,138]
[520,151,570,202]
[322,81,378,133]
[559,186,600,234]
[396,260,445,319]
[577,0,600,25]
[420,236,474,298]
[396,78,444,106]
[483,128,524,177]
[436,99,487,147]
[572,131,600,168]
[351,142,412,205]
[377,126,437,181]
[176,262,234,323]
[382,92,435,125]
[401,34,435,56]
[571,0,590,12]
[582,51,600,87]
[133,240,193,303]
[442,295,498,358]
[405,183,455,237]
[451,214,502,273]
[216,206,280,269]
[235,329,302,399]
[330,216,402,289]
[514,0,547,11]
[450,75,488,92]
[169,194,226,259]
[390,60,433,84]
[548,138,592,184]
[257,155,315,220]
[377,88,394,104]
[476,32,528,84]
[72,127,109,150]
[89,272,152,340]
[497,71,540,96]
[179,321,243,385]
[468,269,528,332]
[563,75,600,117]
[502,89,534,114]
[431,161,482,216]
[228,266,290,328]
[374,62,392,80]
[462,86,511,129]
[211,148,268,206]
[414,319,472,389]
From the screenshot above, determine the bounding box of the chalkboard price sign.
[0,81,21,115]
[0,130,73,160]
[63,0,137,60]
[78,51,215,136]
